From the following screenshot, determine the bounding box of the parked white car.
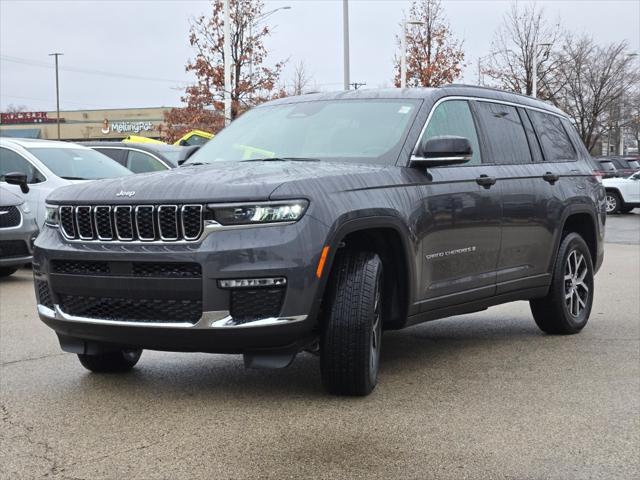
[603,171,640,214]
[0,138,132,226]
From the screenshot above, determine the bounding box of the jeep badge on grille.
[116,190,135,197]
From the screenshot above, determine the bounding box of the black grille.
[0,206,21,228]
[51,260,109,275]
[158,206,178,239]
[230,288,285,322]
[57,204,203,242]
[94,206,113,239]
[51,260,201,278]
[76,206,93,238]
[36,280,54,309]
[58,295,202,323]
[0,240,29,258]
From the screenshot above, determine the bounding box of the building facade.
[0,107,170,141]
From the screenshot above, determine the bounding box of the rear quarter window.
[527,110,577,162]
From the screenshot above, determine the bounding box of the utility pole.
[343,0,350,90]
[49,53,63,139]
[223,0,232,126]
[532,43,551,99]
[400,19,425,89]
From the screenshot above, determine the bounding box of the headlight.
[20,202,31,214]
[45,205,59,227]
[207,200,308,226]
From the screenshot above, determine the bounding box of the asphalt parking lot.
[1,214,638,480]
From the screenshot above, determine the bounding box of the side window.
[528,111,577,162]
[599,161,617,172]
[473,102,532,164]
[126,150,166,174]
[518,107,544,162]
[0,147,45,183]
[422,100,482,165]
[627,160,640,169]
[95,148,126,166]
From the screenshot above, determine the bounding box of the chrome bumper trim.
[37,304,307,329]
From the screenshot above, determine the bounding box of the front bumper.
[0,214,38,267]
[33,216,328,354]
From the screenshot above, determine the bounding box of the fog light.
[218,277,287,289]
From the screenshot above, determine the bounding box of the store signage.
[107,121,154,134]
[0,112,61,124]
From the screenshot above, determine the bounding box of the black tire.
[605,191,621,214]
[0,267,18,277]
[621,206,635,214]
[530,233,594,335]
[320,250,384,396]
[78,348,142,373]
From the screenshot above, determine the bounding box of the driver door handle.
[476,174,497,189]
[542,172,560,184]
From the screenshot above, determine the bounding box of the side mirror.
[4,172,30,193]
[410,136,473,168]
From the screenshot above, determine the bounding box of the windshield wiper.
[242,157,319,162]
[60,176,88,180]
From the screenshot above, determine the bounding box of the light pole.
[248,6,291,78]
[400,19,425,89]
[532,42,552,98]
[619,52,639,155]
[343,0,350,90]
[223,0,231,126]
[48,52,63,139]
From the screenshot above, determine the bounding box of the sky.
[0,0,638,112]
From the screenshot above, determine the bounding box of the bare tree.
[2,104,26,113]
[546,36,639,152]
[393,0,465,87]
[483,2,562,97]
[291,60,312,96]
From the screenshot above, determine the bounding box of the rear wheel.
[78,348,142,373]
[320,250,383,396]
[605,191,621,214]
[0,267,18,277]
[530,233,594,334]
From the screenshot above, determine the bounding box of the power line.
[0,54,190,84]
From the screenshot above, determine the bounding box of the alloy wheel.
[564,250,589,317]
[605,194,617,213]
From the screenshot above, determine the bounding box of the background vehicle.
[34,86,605,396]
[82,142,200,172]
[122,130,213,146]
[603,171,640,213]
[594,156,640,178]
[0,186,38,277]
[0,138,132,226]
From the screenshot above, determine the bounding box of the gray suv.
[33,86,605,395]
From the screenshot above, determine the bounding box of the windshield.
[27,147,133,180]
[186,99,420,165]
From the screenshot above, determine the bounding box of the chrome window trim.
[158,205,179,241]
[75,206,94,240]
[410,95,571,164]
[134,205,156,241]
[181,204,203,241]
[113,205,134,241]
[0,206,23,230]
[93,206,113,240]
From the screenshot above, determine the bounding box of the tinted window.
[26,147,132,180]
[95,148,126,165]
[187,99,420,166]
[474,102,531,164]
[422,100,482,165]
[126,150,167,173]
[528,111,577,162]
[518,107,544,162]
[599,161,617,172]
[0,147,45,183]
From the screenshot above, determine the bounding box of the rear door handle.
[542,172,560,184]
[476,174,497,189]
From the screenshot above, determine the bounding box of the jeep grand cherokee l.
[33,86,605,396]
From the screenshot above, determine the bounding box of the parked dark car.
[594,156,640,179]
[34,86,605,396]
[81,142,200,173]
[0,186,38,277]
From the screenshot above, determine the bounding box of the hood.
[0,187,24,207]
[45,160,397,204]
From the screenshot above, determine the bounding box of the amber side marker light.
[316,246,330,278]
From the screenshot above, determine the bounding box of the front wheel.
[530,233,594,334]
[320,250,383,396]
[78,348,142,373]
